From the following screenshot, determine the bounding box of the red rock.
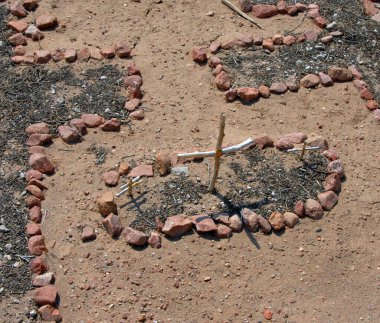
[90,48,103,60]
[297,34,306,43]
[191,47,207,63]
[29,153,54,174]
[32,272,54,287]
[97,192,117,216]
[24,24,44,41]
[225,88,237,102]
[7,20,28,32]
[268,211,285,231]
[119,162,130,176]
[101,118,121,132]
[11,56,24,64]
[127,63,141,76]
[103,170,119,186]
[26,196,41,209]
[124,98,141,111]
[148,231,162,248]
[58,125,81,143]
[296,3,307,12]
[306,133,329,150]
[36,15,57,30]
[327,160,345,178]
[221,39,244,50]
[9,33,27,46]
[29,146,46,155]
[270,82,287,94]
[294,201,305,217]
[286,75,300,92]
[124,227,148,246]
[34,50,51,64]
[162,215,192,238]
[114,41,131,58]
[262,39,274,52]
[52,49,65,62]
[237,87,259,102]
[353,80,368,91]
[308,4,320,10]
[26,222,41,236]
[320,35,333,44]
[64,49,77,63]
[208,56,221,68]
[213,64,225,77]
[209,41,221,54]
[307,8,320,19]
[283,132,307,144]
[28,235,47,256]
[363,0,377,16]
[38,305,62,322]
[258,85,270,98]
[360,88,374,100]
[318,72,333,86]
[130,109,145,120]
[215,224,232,239]
[240,208,259,232]
[254,135,274,149]
[263,309,273,320]
[322,149,339,161]
[305,199,324,220]
[304,30,319,42]
[77,47,91,61]
[274,138,294,151]
[103,213,123,238]
[277,0,287,14]
[155,216,164,233]
[314,16,327,28]
[287,5,298,16]
[27,133,52,146]
[238,34,254,46]
[252,4,278,18]
[371,13,380,23]
[257,214,272,234]
[373,109,380,123]
[283,35,296,46]
[26,169,43,181]
[300,74,320,88]
[81,226,96,242]
[272,34,283,45]
[126,84,143,99]
[28,178,48,190]
[100,48,115,59]
[124,75,143,88]
[212,212,230,225]
[34,285,57,306]
[23,0,38,11]
[239,0,252,13]
[26,185,44,200]
[14,45,26,56]
[328,66,353,82]
[323,173,341,193]
[128,165,153,177]
[11,3,27,17]
[367,100,379,111]
[29,256,48,274]
[23,55,35,65]
[215,71,230,91]
[70,118,87,135]
[253,37,263,45]
[318,191,338,210]
[191,214,217,233]
[81,114,103,127]
[284,212,299,228]
[156,152,171,176]
[330,31,343,37]
[228,214,243,232]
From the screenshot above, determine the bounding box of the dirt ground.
[0,0,380,322]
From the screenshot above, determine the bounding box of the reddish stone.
[296,3,307,12]
[124,75,143,88]
[129,109,145,120]
[81,226,96,242]
[14,45,26,56]
[11,56,24,64]
[119,162,130,176]
[367,100,379,111]
[58,125,81,143]
[306,133,329,150]
[90,48,103,60]
[257,214,272,234]
[221,39,244,50]
[371,13,380,23]
[124,227,148,246]
[10,3,27,17]
[101,48,115,59]
[26,185,44,200]
[253,37,263,45]
[23,55,34,65]
[64,49,77,63]
[26,133,52,146]
[114,41,131,58]
[327,160,345,178]
[126,84,143,99]
[28,178,48,190]
[36,15,57,30]
[23,0,38,11]
[212,212,230,225]
[258,85,270,98]
[69,118,87,135]
[155,216,164,233]
[320,35,333,44]
[283,35,296,46]
[26,196,41,209]
[330,31,343,37]
[103,213,123,238]
[38,305,62,322]
[297,34,306,43]
[347,66,362,80]
[252,4,278,18]
[268,211,285,231]
[262,39,274,52]
[363,0,377,16]
[215,224,232,239]
[213,64,225,76]
[228,214,243,232]
[328,66,353,82]
[156,152,171,176]
[318,191,338,211]
[318,72,333,86]
[124,98,141,111]
[191,214,217,233]
[239,0,252,13]
[209,41,221,54]
[208,56,221,68]
[103,170,119,186]
[283,132,307,144]
[29,146,46,155]
[263,309,273,320]
[238,34,254,46]
[28,235,47,256]
[215,71,231,91]
[294,200,305,217]
[270,82,287,94]
[29,256,48,274]
[7,20,28,32]
[26,222,41,236]
[34,285,57,306]
[128,165,153,178]
[81,114,103,127]
[272,34,283,45]
[225,88,237,102]
[274,138,294,151]
[101,118,121,132]
[307,8,320,19]
[97,192,117,216]
[287,5,298,16]
[26,169,43,181]
[77,48,91,62]
[353,80,368,91]
[305,199,324,220]
[284,212,299,228]
[314,16,326,28]
[52,49,65,62]
[241,208,259,232]
[286,75,300,92]
[254,135,274,149]
[277,0,287,14]
[162,215,192,238]
[34,50,51,64]
[191,47,207,63]
[324,173,341,193]
[32,272,54,287]
[9,33,27,46]
[148,231,162,248]
[304,30,319,42]
[237,87,259,103]
[127,63,141,76]
[322,149,339,161]
[300,74,320,88]
[360,88,374,100]
[373,109,380,123]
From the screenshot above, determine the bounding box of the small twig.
[209,114,226,192]
[221,0,263,30]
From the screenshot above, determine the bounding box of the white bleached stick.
[286,146,321,153]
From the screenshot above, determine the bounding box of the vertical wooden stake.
[300,141,307,160]
[209,114,226,192]
[128,178,133,197]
